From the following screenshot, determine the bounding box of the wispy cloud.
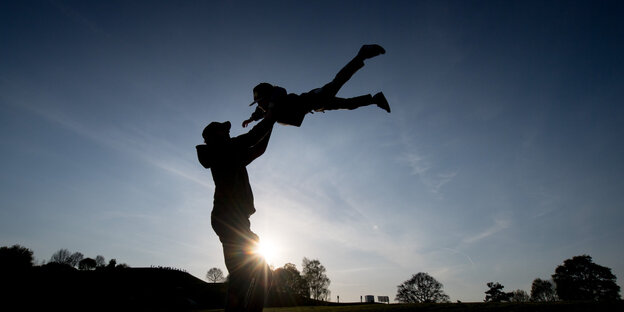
[442,247,475,266]
[399,150,458,194]
[463,217,510,244]
[429,170,459,193]
[394,112,459,194]
[402,152,430,176]
[252,166,431,272]
[530,189,562,219]
[1,81,211,189]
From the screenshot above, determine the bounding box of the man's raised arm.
[233,109,276,165]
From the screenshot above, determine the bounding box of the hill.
[2,265,322,311]
[4,265,225,311]
[7,266,620,311]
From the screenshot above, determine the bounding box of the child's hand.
[242,119,253,128]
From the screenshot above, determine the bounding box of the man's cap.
[202,121,231,141]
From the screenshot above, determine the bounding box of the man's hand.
[242,118,253,128]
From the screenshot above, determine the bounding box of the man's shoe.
[373,92,391,113]
[358,44,386,60]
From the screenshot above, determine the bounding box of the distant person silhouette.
[196,114,275,312]
[243,44,391,128]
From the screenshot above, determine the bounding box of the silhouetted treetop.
[79,258,97,270]
[531,278,557,302]
[50,248,73,265]
[485,282,512,302]
[396,272,450,303]
[552,254,621,301]
[302,258,330,301]
[273,263,309,298]
[206,267,225,283]
[0,244,34,271]
[510,289,530,302]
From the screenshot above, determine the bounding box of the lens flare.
[254,240,277,264]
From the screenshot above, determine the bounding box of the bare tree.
[206,267,225,283]
[302,258,331,301]
[510,289,530,302]
[50,249,73,265]
[95,255,106,268]
[396,272,450,303]
[530,278,557,302]
[68,252,84,268]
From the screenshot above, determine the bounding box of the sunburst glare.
[254,239,279,265]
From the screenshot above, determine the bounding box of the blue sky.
[1,0,623,303]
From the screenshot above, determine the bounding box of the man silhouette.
[197,113,275,312]
[243,44,391,128]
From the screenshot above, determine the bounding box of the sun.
[254,239,278,264]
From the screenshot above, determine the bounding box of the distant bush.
[0,244,34,271]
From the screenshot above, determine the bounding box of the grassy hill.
[3,265,320,311]
[3,266,621,311]
[4,265,225,311]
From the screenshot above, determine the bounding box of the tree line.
[1,243,333,302]
[0,244,129,272]
[5,245,619,304]
[396,254,621,303]
[484,255,620,302]
[207,257,331,301]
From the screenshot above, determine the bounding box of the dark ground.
[2,265,316,311]
[2,266,622,311]
[259,301,624,312]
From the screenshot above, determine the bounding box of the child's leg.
[321,95,373,111]
[316,92,390,113]
[321,58,365,98]
[323,44,386,97]
[300,58,366,113]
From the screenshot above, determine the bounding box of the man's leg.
[213,214,260,312]
[220,231,271,311]
[221,242,248,312]
[243,254,272,312]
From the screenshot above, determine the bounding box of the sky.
[1,0,623,303]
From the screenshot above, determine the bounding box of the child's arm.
[242,107,266,128]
